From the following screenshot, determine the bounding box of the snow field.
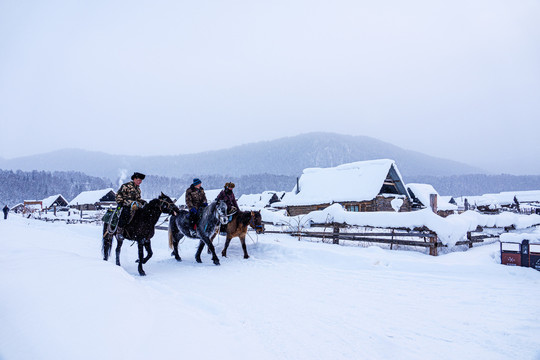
[1,215,539,360]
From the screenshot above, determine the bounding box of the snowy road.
[1,216,539,360]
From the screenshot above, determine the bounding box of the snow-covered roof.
[284,159,408,206]
[41,194,68,209]
[407,183,457,211]
[68,188,115,206]
[455,190,540,208]
[175,189,222,207]
[238,191,286,209]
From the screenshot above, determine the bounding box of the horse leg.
[239,235,249,259]
[221,236,232,258]
[171,234,182,262]
[142,239,153,264]
[137,240,146,276]
[202,235,220,266]
[195,240,205,263]
[103,232,113,261]
[115,236,124,266]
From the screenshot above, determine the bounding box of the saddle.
[102,207,121,228]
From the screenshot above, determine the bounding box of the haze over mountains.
[2,133,540,205]
[0,133,483,180]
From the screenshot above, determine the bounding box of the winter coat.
[116,181,146,207]
[185,185,207,210]
[2,205,8,214]
[216,188,238,212]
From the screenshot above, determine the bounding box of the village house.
[68,188,116,210]
[283,159,411,216]
[238,191,286,210]
[41,194,69,210]
[406,183,457,217]
[455,190,540,214]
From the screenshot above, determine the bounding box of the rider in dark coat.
[185,178,207,234]
[216,182,238,213]
[3,205,9,220]
[115,172,146,239]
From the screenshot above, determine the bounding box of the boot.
[116,227,125,240]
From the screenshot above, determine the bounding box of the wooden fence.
[264,223,507,256]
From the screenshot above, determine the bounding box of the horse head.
[216,200,229,225]
[250,211,265,234]
[158,192,180,216]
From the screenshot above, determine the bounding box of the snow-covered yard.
[1,215,539,360]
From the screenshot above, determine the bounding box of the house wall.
[287,196,411,216]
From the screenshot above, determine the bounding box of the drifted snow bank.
[261,204,540,246]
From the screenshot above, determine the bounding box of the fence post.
[429,233,438,256]
[333,224,339,245]
[466,231,473,248]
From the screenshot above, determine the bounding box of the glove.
[190,207,198,214]
[203,202,208,207]
[131,201,141,211]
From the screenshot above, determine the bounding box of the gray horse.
[168,200,228,265]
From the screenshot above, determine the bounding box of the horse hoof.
[175,257,182,262]
[139,271,146,276]
[244,255,250,259]
[213,260,220,266]
[195,258,202,263]
[221,252,227,257]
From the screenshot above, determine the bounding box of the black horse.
[168,200,228,265]
[102,192,179,276]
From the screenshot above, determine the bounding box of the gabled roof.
[68,188,116,206]
[41,194,68,208]
[284,159,409,206]
[407,183,457,211]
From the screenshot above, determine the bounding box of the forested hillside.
[0,170,113,207]
[3,169,540,207]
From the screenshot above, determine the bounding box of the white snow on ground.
[1,215,540,360]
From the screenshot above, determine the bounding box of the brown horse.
[211,210,264,259]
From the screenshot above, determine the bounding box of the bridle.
[158,197,178,216]
[249,211,264,233]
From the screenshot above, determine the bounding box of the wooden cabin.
[406,183,457,218]
[284,159,411,216]
[41,194,69,210]
[68,188,116,210]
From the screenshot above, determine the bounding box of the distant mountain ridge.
[0,133,483,180]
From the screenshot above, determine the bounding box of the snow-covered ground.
[1,215,540,360]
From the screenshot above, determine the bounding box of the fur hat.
[193,178,202,186]
[131,172,146,180]
[226,182,235,189]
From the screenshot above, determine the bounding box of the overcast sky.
[1,0,539,174]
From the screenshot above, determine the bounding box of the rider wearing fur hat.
[185,178,208,235]
[115,172,147,239]
[216,182,238,213]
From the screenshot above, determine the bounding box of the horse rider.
[216,182,239,214]
[3,205,9,220]
[185,178,207,236]
[115,172,147,239]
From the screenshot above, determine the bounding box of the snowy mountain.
[0,133,483,180]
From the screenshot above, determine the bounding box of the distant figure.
[3,205,9,219]
[115,172,147,239]
[185,178,207,236]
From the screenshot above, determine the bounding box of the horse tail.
[168,216,175,249]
